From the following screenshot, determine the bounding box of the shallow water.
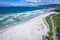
[0,8,52,29]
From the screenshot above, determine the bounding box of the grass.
[53,8,60,40]
[46,15,53,40]
[45,8,60,40]
[53,14,60,40]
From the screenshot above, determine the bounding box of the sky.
[0,0,60,7]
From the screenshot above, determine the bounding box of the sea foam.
[0,9,51,28]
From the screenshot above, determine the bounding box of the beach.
[0,11,55,40]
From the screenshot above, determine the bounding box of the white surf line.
[0,10,45,32]
[0,12,55,40]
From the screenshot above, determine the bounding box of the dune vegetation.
[53,14,60,40]
[53,8,60,40]
[46,15,53,40]
[46,8,60,40]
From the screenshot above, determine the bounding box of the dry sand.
[0,12,55,40]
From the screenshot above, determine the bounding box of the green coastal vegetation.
[46,15,53,40]
[53,14,60,40]
[53,8,60,40]
[45,8,60,40]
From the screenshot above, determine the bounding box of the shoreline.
[0,11,55,32]
[0,10,44,30]
[0,11,56,40]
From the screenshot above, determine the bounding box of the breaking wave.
[0,9,52,28]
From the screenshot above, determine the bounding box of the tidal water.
[0,7,52,29]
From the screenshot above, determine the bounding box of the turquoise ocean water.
[0,7,52,29]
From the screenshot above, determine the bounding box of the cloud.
[0,2,38,6]
[26,0,38,2]
[0,0,60,7]
[9,3,38,6]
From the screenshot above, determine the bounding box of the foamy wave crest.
[0,9,50,28]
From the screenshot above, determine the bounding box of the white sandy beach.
[0,12,55,40]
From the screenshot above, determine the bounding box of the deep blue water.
[0,7,42,14]
[0,7,52,29]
